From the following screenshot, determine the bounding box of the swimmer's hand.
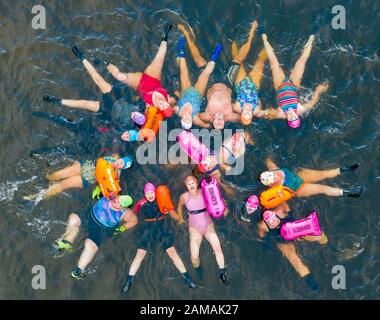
[114,225,127,236]
[92,186,102,199]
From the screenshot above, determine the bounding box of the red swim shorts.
[137,73,168,105]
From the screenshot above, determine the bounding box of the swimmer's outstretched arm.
[297,82,329,116]
[260,106,286,120]
[121,209,138,230]
[176,194,186,224]
[257,221,268,238]
[212,171,236,197]
[265,158,279,170]
[226,112,242,123]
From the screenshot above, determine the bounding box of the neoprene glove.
[92,186,102,199]
[114,225,127,236]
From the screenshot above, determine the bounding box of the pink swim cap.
[246,195,259,209]
[263,210,277,224]
[287,117,301,129]
[144,182,156,194]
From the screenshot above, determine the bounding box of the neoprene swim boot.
[71,267,85,280]
[177,36,186,58]
[121,275,134,293]
[343,186,363,198]
[43,95,62,105]
[161,23,173,42]
[182,272,197,289]
[211,44,223,62]
[72,46,86,61]
[304,273,319,291]
[340,163,360,173]
[219,268,230,286]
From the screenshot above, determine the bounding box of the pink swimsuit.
[185,191,213,236]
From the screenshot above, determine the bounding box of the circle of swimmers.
[28,21,364,293]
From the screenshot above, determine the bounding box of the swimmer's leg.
[301,232,328,245]
[296,183,343,197]
[232,41,248,84]
[297,168,340,183]
[71,45,113,94]
[121,248,147,293]
[189,227,203,268]
[233,20,258,65]
[178,56,192,91]
[52,213,81,254]
[76,238,98,273]
[249,48,268,89]
[277,243,310,277]
[289,35,315,87]
[47,161,81,181]
[144,24,173,80]
[204,225,225,269]
[43,175,84,199]
[261,34,286,90]
[43,94,101,113]
[166,246,197,288]
[194,61,216,96]
[62,99,101,113]
[32,111,81,131]
[178,23,207,68]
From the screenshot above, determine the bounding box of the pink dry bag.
[201,176,226,219]
[177,130,210,163]
[280,210,322,241]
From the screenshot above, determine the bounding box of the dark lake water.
[0,0,380,299]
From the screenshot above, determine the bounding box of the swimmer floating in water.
[260,157,363,198]
[178,21,260,129]
[257,202,328,291]
[260,28,329,128]
[24,154,133,201]
[53,195,137,280]
[177,176,229,285]
[43,45,127,122]
[121,183,196,293]
[107,23,177,132]
[172,36,222,129]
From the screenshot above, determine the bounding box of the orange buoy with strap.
[139,106,164,143]
[259,185,294,209]
[155,185,174,214]
[95,158,121,199]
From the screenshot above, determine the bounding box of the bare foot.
[304,35,315,49]
[261,33,267,41]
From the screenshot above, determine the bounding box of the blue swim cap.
[128,130,139,142]
[120,156,133,169]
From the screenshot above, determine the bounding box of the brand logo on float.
[294,225,311,233]
[209,188,218,206]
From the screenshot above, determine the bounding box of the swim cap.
[184,175,197,185]
[119,195,133,208]
[263,210,277,224]
[260,171,275,186]
[131,111,146,126]
[144,182,156,194]
[287,117,301,129]
[181,118,192,130]
[246,195,259,209]
[119,156,133,169]
[162,106,173,118]
[126,129,139,142]
[198,163,206,173]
